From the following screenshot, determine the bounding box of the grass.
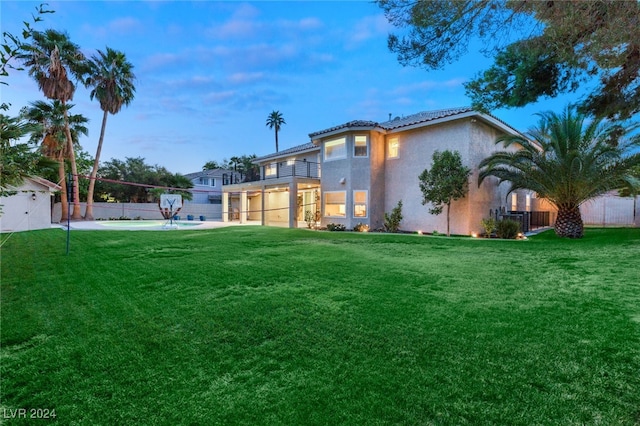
[1,226,640,425]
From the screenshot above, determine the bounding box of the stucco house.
[182,168,241,220]
[222,107,552,235]
[0,176,60,233]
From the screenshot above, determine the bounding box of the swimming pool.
[91,220,203,230]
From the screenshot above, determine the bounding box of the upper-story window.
[388,137,399,158]
[324,137,346,161]
[199,177,215,186]
[354,135,368,157]
[265,163,277,177]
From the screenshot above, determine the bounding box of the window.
[265,163,277,177]
[324,191,346,217]
[511,193,517,211]
[324,137,346,161]
[287,158,295,166]
[388,137,399,158]
[199,177,215,186]
[354,135,368,157]
[353,190,368,218]
[525,194,531,212]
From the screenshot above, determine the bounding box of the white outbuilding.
[0,176,61,233]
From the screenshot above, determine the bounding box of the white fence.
[53,201,222,222]
[580,195,639,227]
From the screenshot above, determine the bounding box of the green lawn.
[2,227,639,425]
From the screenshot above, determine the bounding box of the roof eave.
[310,125,386,143]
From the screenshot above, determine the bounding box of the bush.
[353,223,369,232]
[304,210,318,229]
[384,200,403,233]
[496,219,521,239]
[480,217,496,237]
[326,223,346,232]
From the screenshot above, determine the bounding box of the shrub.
[304,210,318,229]
[384,200,403,233]
[496,219,521,239]
[353,223,369,232]
[326,223,346,232]
[480,217,496,237]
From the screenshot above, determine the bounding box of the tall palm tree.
[83,47,136,220]
[479,105,640,238]
[266,110,285,152]
[23,100,88,220]
[18,29,89,219]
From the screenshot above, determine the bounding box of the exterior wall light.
[32,193,37,201]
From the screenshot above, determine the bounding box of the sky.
[2,0,588,175]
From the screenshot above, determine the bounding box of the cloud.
[80,16,144,39]
[227,72,266,85]
[390,78,467,96]
[346,14,391,48]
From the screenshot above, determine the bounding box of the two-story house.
[222,107,547,235]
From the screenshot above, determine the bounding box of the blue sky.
[3,0,583,174]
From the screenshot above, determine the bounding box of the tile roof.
[253,142,318,162]
[308,106,521,138]
[183,168,235,179]
[379,107,474,130]
[308,120,380,138]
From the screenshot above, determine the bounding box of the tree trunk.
[555,205,584,238]
[58,159,68,221]
[84,110,108,220]
[275,128,279,153]
[63,103,82,220]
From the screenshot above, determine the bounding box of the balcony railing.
[260,160,320,181]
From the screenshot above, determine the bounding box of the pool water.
[98,220,202,228]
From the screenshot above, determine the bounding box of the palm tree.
[0,114,41,196]
[23,100,88,220]
[266,110,285,152]
[479,105,640,238]
[83,47,136,220]
[18,29,89,219]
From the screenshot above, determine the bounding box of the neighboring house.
[183,168,241,220]
[0,176,60,232]
[222,107,552,235]
[184,169,241,204]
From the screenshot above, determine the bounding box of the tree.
[1,3,53,88]
[419,150,471,237]
[266,110,285,152]
[83,47,136,220]
[18,29,89,219]
[96,157,193,206]
[22,100,88,219]
[377,1,640,119]
[478,105,640,239]
[0,112,51,197]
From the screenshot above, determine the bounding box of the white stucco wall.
[0,179,56,233]
[382,118,514,235]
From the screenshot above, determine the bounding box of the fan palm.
[0,114,40,196]
[18,29,89,219]
[479,105,640,238]
[83,47,136,220]
[22,100,88,220]
[266,110,285,152]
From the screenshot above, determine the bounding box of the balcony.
[260,160,320,181]
[221,160,320,186]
